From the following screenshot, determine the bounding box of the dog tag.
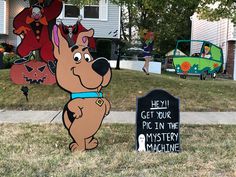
[96,98,104,107]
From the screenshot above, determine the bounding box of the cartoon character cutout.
[141,30,154,75]
[13,0,62,75]
[59,21,96,49]
[201,43,211,59]
[10,60,56,84]
[52,25,112,152]
[138,134,146,152]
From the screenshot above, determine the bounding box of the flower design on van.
[213,63,219,68]
[181,62,191,73]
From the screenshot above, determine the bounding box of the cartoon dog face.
[52,25,111,93]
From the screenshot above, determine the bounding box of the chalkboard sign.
[136,89,180,153]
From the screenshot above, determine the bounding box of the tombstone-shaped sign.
[136,89,180,152]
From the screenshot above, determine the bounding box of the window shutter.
[99,0,108,21]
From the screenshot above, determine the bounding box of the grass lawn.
[0,124,235,177]
[0,69,236,111]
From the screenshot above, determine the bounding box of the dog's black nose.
[92,58,110,76]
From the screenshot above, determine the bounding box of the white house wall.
[5,0,9,34]
[109,60,162,74]
[0,0,8,35]
[228,22,236,40]
[57,1,120,39]
[0,0,29,47]
[81,2,120,39]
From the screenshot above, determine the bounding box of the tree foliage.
[146,0,200,54]
[113,0,200,54]
[197,0,236,23]
[69,0,100,7]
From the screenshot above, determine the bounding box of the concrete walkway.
[0,110,236,125]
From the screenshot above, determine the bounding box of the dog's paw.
[86,138,98,150]
[69,142,85,152]
[73,109,83,119]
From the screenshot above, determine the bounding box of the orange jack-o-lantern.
[10,60,56,85]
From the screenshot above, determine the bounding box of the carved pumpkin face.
[10,60,56,85]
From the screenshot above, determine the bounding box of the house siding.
[228,22,236,40]
[0,0,8,35]
[0,0,29,47]
[6,0,9,34]
[57,1,120,39]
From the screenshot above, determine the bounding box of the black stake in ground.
[115,40,126,70]
[0,52,3,69]
[21,86,29,102]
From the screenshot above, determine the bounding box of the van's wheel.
[200,71,207,80]
[180,75,186,79]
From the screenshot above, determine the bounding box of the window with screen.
[84,3,99,19]
[65,5,80,18]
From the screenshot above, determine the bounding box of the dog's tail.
[63,110,72,129]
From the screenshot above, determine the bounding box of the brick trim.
[226,41,235,77]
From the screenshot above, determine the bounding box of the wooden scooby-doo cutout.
[52,25,111,152]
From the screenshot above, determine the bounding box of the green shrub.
[3,53,19,69]
[96,39,112,60]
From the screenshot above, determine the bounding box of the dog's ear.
[76,28,94,46]
[52,25,68,60]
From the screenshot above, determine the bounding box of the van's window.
[201,43,212,59]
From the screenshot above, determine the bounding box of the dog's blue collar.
[71,92,103,99]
